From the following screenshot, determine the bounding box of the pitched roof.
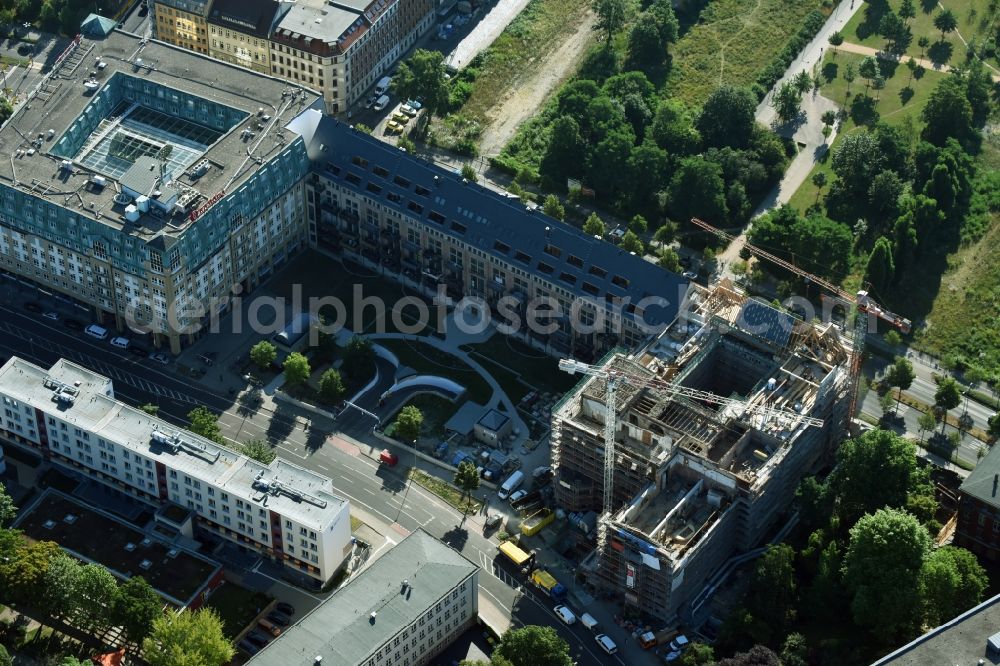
[960,443,1000,508]
[246,529,477,665]
[208,0,284,37]
[297,111,690,328]
[81,13,116,37]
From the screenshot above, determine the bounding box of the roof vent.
[314,657,323,665]
[370,612,377,622]
[43,519,56,530]
[167,548,179,558]
[139,559,152,570]
[125,542,136,552]
[141,537,152,547]
[64,514,78,524]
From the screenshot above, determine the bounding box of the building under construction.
[550,279,852,623]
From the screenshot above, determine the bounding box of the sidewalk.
[833,41,1000,83]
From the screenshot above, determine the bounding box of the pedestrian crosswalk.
[0,319,196,404]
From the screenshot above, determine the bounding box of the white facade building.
[0,356,352,584]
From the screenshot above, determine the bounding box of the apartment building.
[207,0,283,74]
[550,280,852,623]
[293,111,691,358]
[247,528,478,666]
[269,0,435,114]
[0,30,318,352]
[955,444,1000,562]
[0,356,353,585]
[152,0,211,54]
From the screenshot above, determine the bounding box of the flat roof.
[874,591,1000,665]
[0,30,317,245]
[0,356,346,530]
[247,529,478,665]
[296,111,690,327]
[274,0,360,44]
[15,489,219,606]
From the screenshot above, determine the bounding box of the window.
[567,254,583,268]
[543,244,562,258]
[589,265,607,278]
[612,274,630,288]
[428,211,445,224]
[537,261,554,275]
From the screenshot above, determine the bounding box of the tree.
[917,35,930,59]
[627,21,665,70]
[139,403,159,416]
[186,406,223,444]
[237,439,275,465]
[41,553,82,618]
[831,429,919,524]
[884,330,902,347]
[393,50,448,116]
[921,76,974,147]
[542,194,565,221]
[697,85,757,149]
[494,625,573,666]
[843,62,856,99]
[934,8,957,40]
[747,544,797,640]
[843,508,930,635]
[583,212,606,237]
[318,368,345,404]
[879,390,897,418]
[651,99,701,155]
[143,608,234,666]
[249,340,277,370]
[831,132,886,200]
[858,56,880,92]
[658,247,682,273]
[921,546,988,626]
[885,356,915,414]
[0,482,15,527]
[669,157,728,225]
[113,576,163,643]
[619,230,644,255]
[677,643,715,665]
[75,563,120,630]
[454,460,480,509]
[343,336,375,380]
[935,376,963,434]
[828,30,844,48]
[988,413,1000,443]
[780,633,809,666]
[918,410,938,442]
[879,12,906,52]
[592,0,632,45]
[774,81,802,124]
[898,0,915,21]
[715,645,781,666]
[628,214,648,235]
[394,405,423,444]
[811,171,828,201]
[283,352,311,387]
[0,539,59,605]
[865,236,895,292]
[0,646,9,666]
[461,163,478,183]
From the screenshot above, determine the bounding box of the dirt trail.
[476,10,597,158]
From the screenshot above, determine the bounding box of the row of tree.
[0,484,234,665]
[715,429,986,663]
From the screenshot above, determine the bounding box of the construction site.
[550,277,853,624]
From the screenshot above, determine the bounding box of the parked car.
[364,95,377,109]
[275,602,296,616]
[267,611,291,626]
[246,630,270,647]
[400,104,418,117]
[391,111,409,124]
[385,120,404,134]
[24,302,41,313]
[406,99,422,111]
[507,489,527,505]
[373,94,390,112]
[149,351,171,365]
[379,449,398,466]
[128,346,147,358]
[484,513,503,530]
[682,271,698,280]
[595,634,618,655]
[237,639,260,655]
[554,605,577,625]
[63,319,83,331]
[42,311,59,321]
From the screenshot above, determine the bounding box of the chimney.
[993,473,998,497]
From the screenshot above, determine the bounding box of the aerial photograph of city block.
[0,0,997,664]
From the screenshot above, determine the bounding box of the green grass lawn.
[408,468,482,514]
[378,338,493,404]
[203,583,272,639]
[787,50,945,210]
[462,333,577,398]
[841,0,997,67]
[665,0,822,105]
[397,393,462,438]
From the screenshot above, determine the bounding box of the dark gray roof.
[246,529,478,665]
[736,300,795,347]
[477,409,509,431]
[302,114,689,328]
[208,0,283,37]
[874,592,1000,665]
[961,443,1000,508]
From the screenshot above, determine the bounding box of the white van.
[373,94,390,112]
[110,336,130,350]
[85,324,108,340]
[375,76,392,95]
[498,470,524,500]
[580,613,599,631]
[553,605,576,625]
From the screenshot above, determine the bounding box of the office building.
[0,356,353,585]
[0,30,318,352]
[550,279,851,623]
[247,528,478,666]
[295,111,691,358]
[152,0,212,54]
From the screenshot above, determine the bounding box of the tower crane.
[689,217,912,419]
[557,358,823,530]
